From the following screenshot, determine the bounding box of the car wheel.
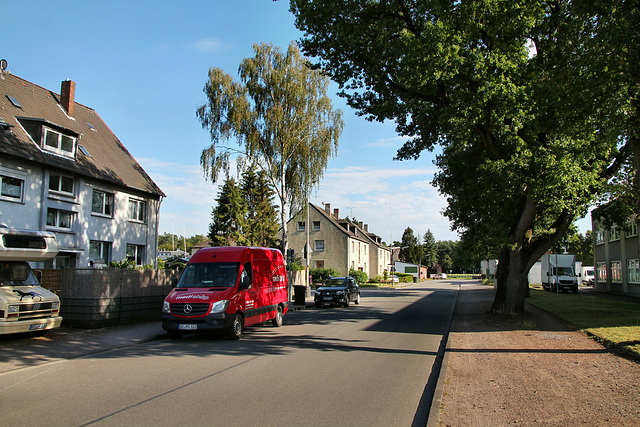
[272,305,283,327]
[344,297,350,307]
[354,293,360,305]
[228,313,243,340]
[315,301,321,308]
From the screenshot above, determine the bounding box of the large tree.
[197,42,343,253]
[291,0,629,313]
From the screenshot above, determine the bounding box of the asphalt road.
[0,281,457,426]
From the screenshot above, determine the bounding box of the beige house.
[286,203,391,279]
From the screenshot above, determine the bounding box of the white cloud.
[312,165,457,243]
[185,37,229,55]
[365,135,411,148]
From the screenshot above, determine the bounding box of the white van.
[0,227,62,335]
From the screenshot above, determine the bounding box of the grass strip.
[528,287,640,358]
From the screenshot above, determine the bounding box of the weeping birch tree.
[197,42,343,253]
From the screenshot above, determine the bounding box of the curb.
[425,283,460,427]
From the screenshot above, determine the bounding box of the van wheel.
[228,313,243,340]
[315,301,321,308]
[272,306,283,327]
[354,294,360,305]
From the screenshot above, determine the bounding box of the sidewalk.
[432,284,640,426]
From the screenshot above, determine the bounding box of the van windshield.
[176,262,240,288]
[0,262,40,286]
[552,267,575,276]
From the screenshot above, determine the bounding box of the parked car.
[390,275,399,283]
[314,277,360,308]
[432,273,447,279]
[583,267,595,286]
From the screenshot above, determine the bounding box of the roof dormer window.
[44,127,76,158]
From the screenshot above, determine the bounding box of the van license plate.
[30,323,46,330]
[323,297,333,301]
[179,324,197,330]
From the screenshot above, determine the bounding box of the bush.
[310,267,340,284]
[349,269,369,285]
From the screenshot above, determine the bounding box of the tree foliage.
[291,0,631,314]
[241,169,280,247]
[209,178,248,246]
[399,227,424,264]
[197,42,343,252]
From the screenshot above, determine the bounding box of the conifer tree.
[241,169,279,248]
[208,178,248,246]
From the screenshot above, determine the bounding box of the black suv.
[314,277,361,308]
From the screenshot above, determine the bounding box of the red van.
[162,246,289,339]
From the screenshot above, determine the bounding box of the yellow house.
[286,203,391,278]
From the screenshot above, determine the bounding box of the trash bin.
[293,285,307,305]
[413,276,417,283]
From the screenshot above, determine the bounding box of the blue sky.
[2,1,590,244]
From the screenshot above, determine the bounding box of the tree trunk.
[490,246,532,315]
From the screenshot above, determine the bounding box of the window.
[92,190,114,216]
[313,221,320,231]
[611,261,622,282]
[597,262,607,282]
[628,259,639,283]
[126,244,144,265]
[49,173,74,195]
[128,198,146,222]
[626,220,638,238]
[595,226,605,245]
[297,221,305,231]
[46,208,73,230]
[315,240,325,251]
[0,173,24,202]
[43,128,76,157]
[610,225,620,242]
[89,241,111,264]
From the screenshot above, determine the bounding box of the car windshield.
[323,278,349,287]
[176,262,240,288]
[0,262,39,286]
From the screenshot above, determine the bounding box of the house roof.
[0,72,164,198]
[308,203,389,249]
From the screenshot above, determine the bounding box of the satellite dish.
[0,59,7,71]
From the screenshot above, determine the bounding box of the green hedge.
[310,267,341,284]
[349,269,369,285]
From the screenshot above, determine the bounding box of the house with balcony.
[286,203,391,279]
[0,71,165,268]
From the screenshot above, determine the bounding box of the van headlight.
[162,301,171,313]
[8,305,18,313]
[210,300,229,313]
[52,302,60,310]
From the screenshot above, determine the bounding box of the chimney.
[359,221,364,229]
[324,203,331,214]
[334,208,339,218]
[60,80,75,116]
[364,224,369,232]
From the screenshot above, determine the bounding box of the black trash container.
[293,285,307,305]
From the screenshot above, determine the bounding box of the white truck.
[0,226,62,334]
[541,254,579,294]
